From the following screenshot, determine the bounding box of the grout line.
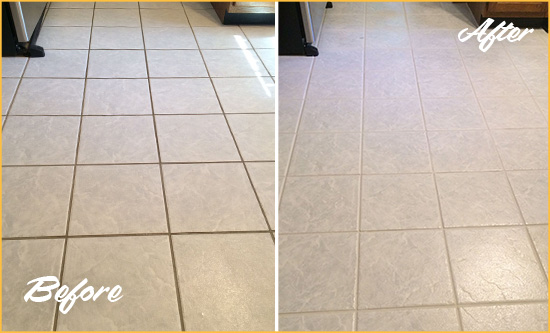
[402,7,465,330]
[51,2,96,330]
[182,5,274,242]
[6,112,276,116]
[137,3,186,330]
[2,59,31,131]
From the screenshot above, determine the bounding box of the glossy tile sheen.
[436,172,523,227]
[289,132,361,175]
[2,116,80,165]
[280,176,359,233]
[428,131,502,172]
[77,116,158,164]
[279,312,355,331]
[213,77,275,114]
[155,115,240,162]
[2,166,73,237]
[461,304,548,331]
[146,50,208,78]
[362,174,440,230]
[57,236,181,330]
[142,27,197,49]
[173,234,275,331]
[140,8,189,27]
[446,227,548,303]
[162,163,266,232]
[508,171,548,225]
[84,79,152,115]
[202,49,269,77]
[279,233,358,312]
[193,26,251,49]
[69,165,167,235]
[363,131,431,174]
[10,78,84,115]
[357,308,461,331]
[528,225,548,275]
[359,230,455,308]
[227,114,275,161]
[150,78,221,114]
[2,239,64,331]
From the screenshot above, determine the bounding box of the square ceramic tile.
[460,47,515,71]
[227,114,275,161]
[364,98,425,131]
[139,2,183,9]
[506,46,548,69]
[518,68,548,97]
[428,131,502,172]
[534,96,548,119]
[50,2,95,8]
[182,2,213,9]
[280,175,359,233]
[2,57,27,77]
[193,26,251,49]
[2,116,80,165]
[93,9,141,27]
[255,49,275,76]
[146,50,208,78]
[38,27,91,49]
[479,97,547,129]
[407,13,473,29]
[2,239,64,331]
[365,48,413,71]
[300,99,362,133]
[364,29,410,49]
[404,2,443,14]
[365,12,406,29]
[366,2,404,13]
[279,312,354,331]
[162,163,265,232]
[469,69,531,97]
[279,133,295,176]
[212,77,275,113]
[202,49,269,77]
[96,2,138,8]
[362,174,440,230]
[508,170,548,225]
[150,78,220,114]
[436,172,523,227]
[319,28,365,51]
[365,70,418,99]
[308,70,363,100]
[84,79,152,115]
[140,9,189,27]
[309,48,363,75]
[155,115,239,162]
[492,129,548,170]
[69,164,167,235]
[240,26,275,49]
[57,236,180,330]
[422,97,486,130]
[24,50,88,78]
[43,9,93,26]
[142,27,197,49]
[289,132,361,175]
[10,78,84,115]
[246,162,275,227]
[78,116,158,163]
[359,230,455,308]
[410,29,458,49]
[279,71,309,100]
[279,233,358,312]
[446,227,547,303]
[414,47,463,71]
[417,70,474,98]
[528,225,548,275]
[88,50,147,78]
[357,308,460,331]
[184,8,222,27]
[2,166,73,237]
[461,304,548,331]
[91,27,144,49]
[363,131,431,174]
[278,99,302,133]
[2,78,19,114]
[172,233,274,330]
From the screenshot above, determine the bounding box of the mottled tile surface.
[280,312,355,331]
[358,308,461,331]
[11,78,85,115]
[461,304,548,331]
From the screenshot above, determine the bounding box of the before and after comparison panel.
[1,0,548,332]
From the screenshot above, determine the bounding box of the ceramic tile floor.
[2,2,275,331]
[279,2,548,331]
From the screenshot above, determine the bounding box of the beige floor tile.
[478,97,547,129]
[25,50,88,78]
[414,47,464,72]
[147,50,208,78]
[57,236,181,330]
[364,98,424,131]
[309,70,363,100]
[184,8,222,27]
[358,308,460,331]
[422,97,486,130]
[10,78,84,115]
[365,70,418,99]
[193,26,251,49]
[139,2,183,9]
[50,2,95,8]
[279,233,358,312]
[240,26,275,49]
[69,164,167,235]
[278,99,302,133]
[359,230,455,308]
[364,28,410,49]
[77,116,158,163]
[43,9,93,26]
[142,27,197,49]
[227,113,275,161]
[528,225,548,276]
[280,175,359,233]
[461,304,548,331]
[278,133,295,176]
[417,70,474,98]
[38,27,91,49]
[213,77,275,113]
[2,239,65,331]
[300,99,362,133]
[173,233,274,330]
[140,8,189,27]
[150,78,220,114]
[84,79,152,115]
[96,2,138,9]
[492,129,548,170]
[2,116,80,165]
[246,162,275,228]
[255,49,275,76]
[446,227,547,303]
[93,8,140,27]
[365,48,413,71]
[508,170,548,225]
[155,115,239,162]
[469,69,531,97]
[88,50,147,78]
[2,166,73,237]
[2,57,28,77]
[202,49,269,77]
[90,27,143,49]
[279,312,355,331]
[162,163,266,232]
[2,78,19,114]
